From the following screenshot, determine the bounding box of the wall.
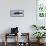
[0,0,36,42]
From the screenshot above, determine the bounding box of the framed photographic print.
[10,10,24,17]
